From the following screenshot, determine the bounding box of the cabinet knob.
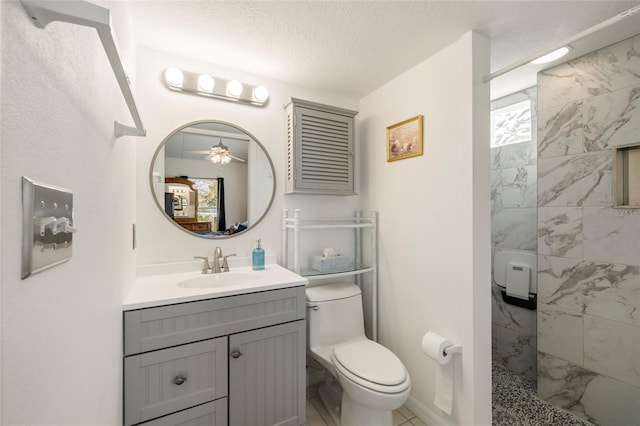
[173,376,187,385]
[231,350,242,359]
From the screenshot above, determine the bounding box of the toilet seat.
[332,340,409,394]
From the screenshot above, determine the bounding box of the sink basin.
[178,272,261,289]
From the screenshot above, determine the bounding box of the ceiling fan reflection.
[187,140,247,164]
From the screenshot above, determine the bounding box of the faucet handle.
[221,253,236,272]
[194,256,211,274]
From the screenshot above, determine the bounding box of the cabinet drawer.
[138,399,227,426]
[124,338,228,426]
[124,286,305,356]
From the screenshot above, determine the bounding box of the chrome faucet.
[212,247,223,273]
[196,247,236,274]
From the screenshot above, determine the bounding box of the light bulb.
[227,80,243,97]
[530,46,572,65]
[164,67,184,87]
[198,74,215,92]
[253,86,269,103]
[210,153,231,165]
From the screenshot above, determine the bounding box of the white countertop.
[124,260,308,311]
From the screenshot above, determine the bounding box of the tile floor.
[492,363,593,426]
[306,384,428,426]
[307,364,594,426]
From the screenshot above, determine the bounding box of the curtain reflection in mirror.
[217,177,226,232]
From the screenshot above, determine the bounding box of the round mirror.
[150,120,275,238]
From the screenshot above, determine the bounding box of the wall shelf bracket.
[20,0,146,139]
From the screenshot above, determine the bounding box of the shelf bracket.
[21,0,146,139]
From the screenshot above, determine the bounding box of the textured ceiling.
[129,1,640,99]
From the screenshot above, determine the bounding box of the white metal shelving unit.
[281,209,378,340]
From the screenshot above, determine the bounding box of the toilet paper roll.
[421,331,454,415]
[421,331,453,365]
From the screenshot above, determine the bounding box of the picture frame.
[386,115,423,162]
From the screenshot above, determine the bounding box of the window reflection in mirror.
[150,121,275,239]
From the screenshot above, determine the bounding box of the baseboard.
[404,395,449,426]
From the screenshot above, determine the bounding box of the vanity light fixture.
[162,67,269,106]
[253,86,270,103]
[530,46,572,65]
[197,74,215,92]
[226,80,244,97]
[164,67,184,88]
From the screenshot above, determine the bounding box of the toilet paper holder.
[443,344,462,357]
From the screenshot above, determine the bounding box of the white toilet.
[306,282,411,426]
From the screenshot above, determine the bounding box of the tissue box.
[311,255,351,272]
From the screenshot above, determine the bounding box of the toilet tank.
[305,282,366,349]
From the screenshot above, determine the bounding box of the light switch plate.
[22,177,75,279]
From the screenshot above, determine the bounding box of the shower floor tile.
[492,363,593,426]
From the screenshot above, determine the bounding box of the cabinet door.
[285,100,356,195]
[229,321,306,426]
[124,338,228,426]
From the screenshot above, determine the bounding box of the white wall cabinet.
[281,209,378,340]
[123,286,306,426]
[283,98,358,195]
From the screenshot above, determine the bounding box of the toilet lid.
[333,340,407,386]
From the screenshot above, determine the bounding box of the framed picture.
[386,115,423,162]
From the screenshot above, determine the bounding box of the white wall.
[0,1,3,420]
[0,1,137,423]
[135,47,362,266]
[359,32,491,425]
[248,141,274,225]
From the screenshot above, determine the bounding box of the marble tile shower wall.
[536,34,640,426]
[491,87,538,381]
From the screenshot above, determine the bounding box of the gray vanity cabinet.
[137,399,227,426]
[123,286,306,426]
[124,337,228,425]
[229,321,306,426]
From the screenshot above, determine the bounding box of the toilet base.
[341,391,393,426]
[318,373,342,426]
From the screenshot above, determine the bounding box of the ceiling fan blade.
[185,150,215,154]
[228,154,246,163]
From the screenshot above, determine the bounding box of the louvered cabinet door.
[285,98,358,195]
[228,320,306,426]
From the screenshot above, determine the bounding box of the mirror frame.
[149,120,276,239]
